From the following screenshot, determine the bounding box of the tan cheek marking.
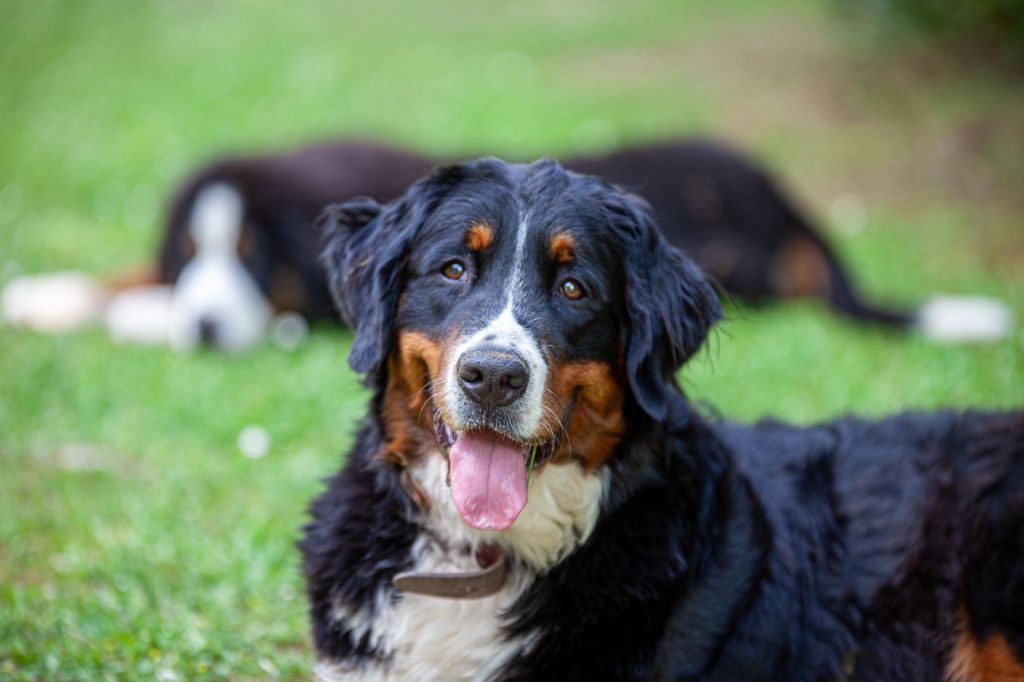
[267,263,308,313]
[465,222,494,252]
[401,469,432,513]
[398,330,445,384]
[948,628,1024,682]
[548,232,576,264]
[770,237,832,299]
[380,329,459,468]
[542,360,625,472]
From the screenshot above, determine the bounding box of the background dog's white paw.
[104,285,175,345]
[2,271,107,333]
[917,295,1015,343]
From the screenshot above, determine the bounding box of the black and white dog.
[4,139,1011,348]
[2,141,434,351]
[300,157,1024,681]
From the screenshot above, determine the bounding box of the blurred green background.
[1,1,1022,678]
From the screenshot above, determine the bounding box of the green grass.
[1,1,1022,678]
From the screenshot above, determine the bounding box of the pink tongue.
[449,430,529,530]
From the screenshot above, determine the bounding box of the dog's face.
[323,158,720,531]
[160,184,274,351]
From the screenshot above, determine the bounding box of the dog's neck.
[653,465,771,678]
[578,408,773,678]
[388,393,729,576]
[405,449,609,573]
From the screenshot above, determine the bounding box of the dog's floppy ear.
[609,190,721,421]
[320,192,425,378]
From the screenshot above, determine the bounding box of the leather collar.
[393,544,508,599]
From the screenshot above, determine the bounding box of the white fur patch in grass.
[2,271,106,332]
[917,295,1014,343]
[104,284,174,345]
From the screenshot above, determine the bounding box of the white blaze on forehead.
[510,210,533,295]
[445,211,548,440]
[190,182,244,251]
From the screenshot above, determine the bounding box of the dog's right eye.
[560,278,585,300]
[442,260,467,281]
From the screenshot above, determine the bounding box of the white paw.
[2,271,107,333]
[917,295,1015,343]
[104,285,174,345]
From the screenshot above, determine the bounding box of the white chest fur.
[319,535,534,682]
[318,453,608,681]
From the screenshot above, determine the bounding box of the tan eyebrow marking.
[548,232,576,264]
[465,222,494,252]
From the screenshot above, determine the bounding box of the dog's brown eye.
[560,278,584,300]
[442,260,466,280]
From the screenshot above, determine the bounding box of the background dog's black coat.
[569,140,912,326]
[162,138,913,328]
[300,158,1024,681]
[158,140,434,318]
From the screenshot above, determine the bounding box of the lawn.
[1,1,1022,678]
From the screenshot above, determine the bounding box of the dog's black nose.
[457,349,528,410]
[198,316,219,346]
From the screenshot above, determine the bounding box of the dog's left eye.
[442,260,467,280]
[560,278,585,300]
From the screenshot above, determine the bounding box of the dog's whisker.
[413,379,440,423]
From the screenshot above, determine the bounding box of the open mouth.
[432,406,557,531]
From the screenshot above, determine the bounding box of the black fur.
[302,419,419,664]
[605,189,721,421]
[300,157,1024,681]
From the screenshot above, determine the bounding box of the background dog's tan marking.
[237,223,256,258]
[178,231,196,259]
[770,237,831,299]
[100,265,161,292]
[268,262,309,312]
[948,629,1024,682]
[465,222,494,252]
[543,360,625,471]
[548,233,576,264]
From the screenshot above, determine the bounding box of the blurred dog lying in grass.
[3,138,1012,350]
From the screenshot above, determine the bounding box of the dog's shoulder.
[300,420,420,665]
